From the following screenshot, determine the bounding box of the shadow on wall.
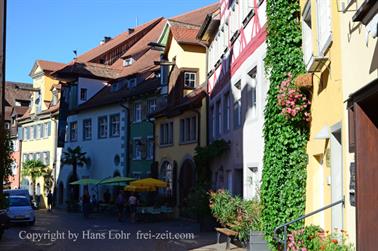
[369,41,378,74]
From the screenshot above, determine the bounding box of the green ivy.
[261,0,309,249]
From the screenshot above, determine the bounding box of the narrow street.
[0,209,244,251]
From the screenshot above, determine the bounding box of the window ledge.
[159,144,174,148]
[179,140,197,145]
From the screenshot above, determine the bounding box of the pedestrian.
[47,190,53,212]
[116,191,125,222]
[82,190,90,218]
[128,193,137,223]
[36,183,41,209]
[91,194,97,213]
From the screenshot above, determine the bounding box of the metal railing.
[273,198,345,250]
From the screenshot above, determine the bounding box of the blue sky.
[6,0,216,83]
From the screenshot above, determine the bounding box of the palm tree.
[22,160,48,199]
[61,146,89,181]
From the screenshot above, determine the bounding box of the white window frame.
[184,72,196,88]
[148,99,157,114]
[316,0,332,56]
[70,121,78,142]
[302,1,313,67]
[110,114,120,137]
[134,103,142,122]
[83,119,92,140]
[180,116,197,144]
[98,116,108,139]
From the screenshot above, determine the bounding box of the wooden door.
[355,103,378,251]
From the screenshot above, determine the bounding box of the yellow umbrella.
[130,178,167,188]
[124,185,156,192]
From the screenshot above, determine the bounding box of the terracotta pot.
[294,73,313,89]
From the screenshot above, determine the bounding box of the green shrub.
[209,190,262,242]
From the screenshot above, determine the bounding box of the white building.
[198,0,268,199]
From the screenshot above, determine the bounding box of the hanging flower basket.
[277,73,312,124]
[294,73,313,90]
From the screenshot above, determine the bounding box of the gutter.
[198,41,210,146]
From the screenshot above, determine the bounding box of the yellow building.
[301,0,377,247]
[339,0,377,249]
[300,0,345,235]
[152,17,210,212]
[18,60,65,208]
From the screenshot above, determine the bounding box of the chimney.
[128,28,135,34]
[100,36,112,45]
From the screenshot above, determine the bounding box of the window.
[316,0,332,55]
[234,99,242,128]
[230,2,239,36]
[44,122,51,137]
[23,154,28,162]
[43,152,50,165]
[146,137,154,160]
[241,0,253,22]
[302,2,313,66]
[80,88,88,101]
[70,121,78,142]
[180,116,197,143]
[23,127,29,140]
[184,72,196,88]
[123,58,134,67]
[4,122,10,130]
[128,78,137,88]
[98,116,108,139]
[223,92,231,132]
[36,124,41,139]
[110,114,120,137]
[83,119,92,140]
[30,125,34,140]
[40,124,45,138]
[216,100,222,136]
[133,138,142,160]
[248,67,257,118]
[35,152,41,162]
[134,103,142,122]
[147,99,157,114]
[160,122,173,146]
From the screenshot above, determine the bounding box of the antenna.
[73,50,77,60]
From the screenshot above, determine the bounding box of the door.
[355,102,378,251]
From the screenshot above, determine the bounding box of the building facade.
[198,0,267,199]
[340,0,377,249]
[18,60,64,207]
[4,82,31,189]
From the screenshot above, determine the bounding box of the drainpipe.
[119,99,130,177]
[198,41,210,146]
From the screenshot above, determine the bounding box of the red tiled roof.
[117,49,161,77]
[169,21,202,45]
[5,82,32,105]
[52,62,122,80]
[121,19,166,59]
[73,77,161,113]
[76,17,164,63]
[36,60,66,73]
[170,2,219,26]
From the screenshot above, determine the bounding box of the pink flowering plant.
[286,225,355,251]
[277,73,311,124]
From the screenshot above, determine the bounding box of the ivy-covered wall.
[261,0,309,248]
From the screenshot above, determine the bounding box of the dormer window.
[80,88,88,101]
[123,57,135,67]
[184,72,197,88]
[128,78,137,88]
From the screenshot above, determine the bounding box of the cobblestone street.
[0,209,245,251]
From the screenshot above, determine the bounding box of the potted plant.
[209,190,269,251]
